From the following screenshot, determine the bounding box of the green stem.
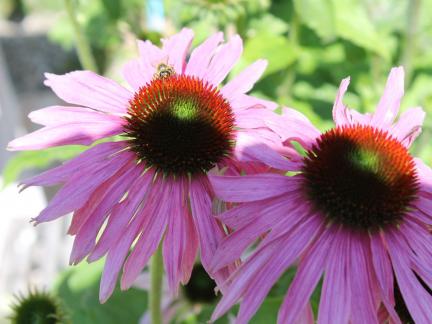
[150,243,164,324]
[63,0,98,72]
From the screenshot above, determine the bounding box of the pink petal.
[120,180,170,290]
[44,71,132,113]
[235,218,322,324]
[212,215,322,322]
[34,151,133,223]
[348,235,379,324]
[20,141,124,188]
[210,173,298,203]
[415,158,432,197]
[370,233,401,323]
[204,35,242,86]
[8,121,123,151]
[234,107,279,129]
[122,58,152,91]
[67,159,140,235]
[162,180,189,293]
[391,107,425,147]
[29,106,122,126]
[189,177,228,283]
[185,32,224,78]
[210,194,304,271]
[88,169,155,261]
[162,28,194,73]
[278,226,333,324]
[386,229,432,323]
[138,39,165,67]
[372,66,404,127]
[331,77,354,126]
[267,107,320,151]
[69,163,140,264]
[99,176,162,301]
[234,131,300,170]
[317,229,351,324]
[230,94,278,111]
[221,59,267,101]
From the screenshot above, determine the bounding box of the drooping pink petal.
[162,28,194,73]
[204,35,242,86]
[372,66,404,127]
[185,32,224,78]
[369,233,401,323]
[317,228,351,324]
[44,71,132,113]
[67,159,140,236]
[88,169,155,261]
[8,121,123,151]
[390,107,425,147]
[99,177,164,302]
[278,226,333,324]
[69,163,141,264]
[189,177,228,284]
[212,215,323,322]
[28,106,123,126]
[162,179,189,293]
[235,218,322,324]
[34,151,133,223]
[180,205,199,285]
[348,235,379,324]
[221,59,267,102]
[386,229,432,323]
[120,179,171,290]
[210,173,299,203]
[210,194,304,271]
[20,141,124,188]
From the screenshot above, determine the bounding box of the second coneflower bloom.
[8,29,288,302]
[210,67,432,323]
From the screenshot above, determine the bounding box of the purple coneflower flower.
[209,67,432,323]
[8,29,288,302]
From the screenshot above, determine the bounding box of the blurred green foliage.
[3,0,432,321]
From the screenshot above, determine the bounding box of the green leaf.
[54,260,148,324]
[293,0,335,40]
[241,33,298,76]
[331,0,392,60]
[2,146,85,187]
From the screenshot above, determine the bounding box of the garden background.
[0,0,431,322]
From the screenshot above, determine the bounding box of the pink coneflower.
[209,67,432,323]
[8,29,288,302]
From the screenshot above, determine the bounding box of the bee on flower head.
[154,63,175,80]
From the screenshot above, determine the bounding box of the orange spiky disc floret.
[302,125,419,232]
[124,74,235,176]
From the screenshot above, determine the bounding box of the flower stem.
[150,243,164,324]
[63,0,98,72]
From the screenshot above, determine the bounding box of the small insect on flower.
[153,63,176,79]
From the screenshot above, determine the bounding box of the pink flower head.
[209,67,432,323]
[8,29,288,302]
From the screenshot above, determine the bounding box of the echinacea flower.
[8,29,289,302]
[209,67,432,323]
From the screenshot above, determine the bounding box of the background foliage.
[2,0,432,321]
